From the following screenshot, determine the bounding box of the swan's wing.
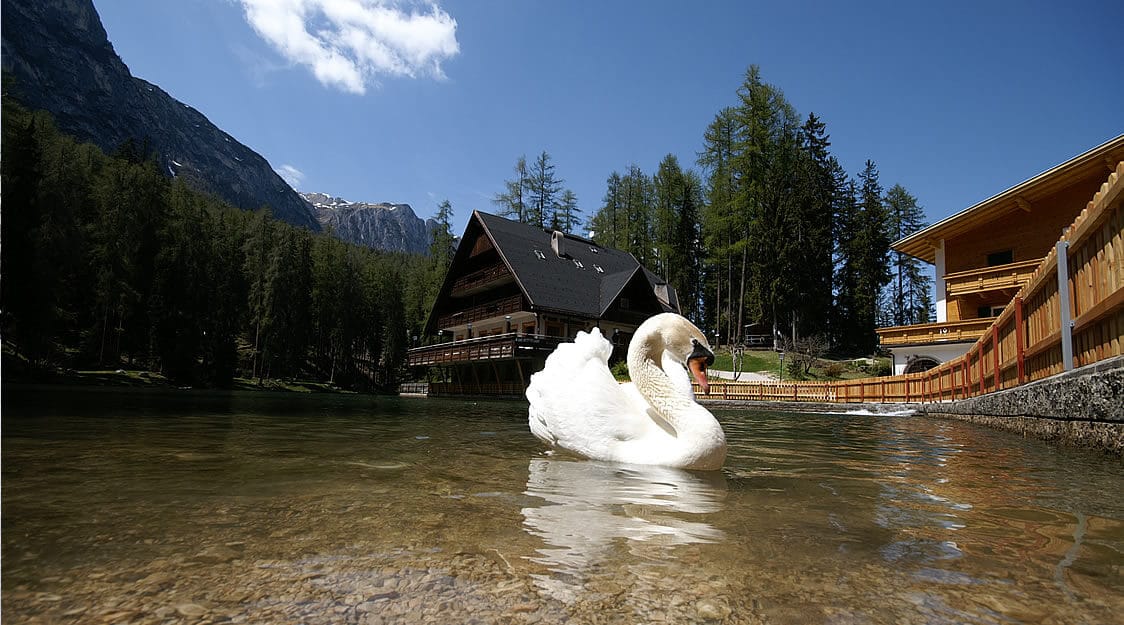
[527,329,650,458]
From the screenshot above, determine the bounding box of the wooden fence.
[698,162,1124,404]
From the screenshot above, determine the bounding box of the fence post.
[978,347,985,396]
[1015,297,1026,384]
[992,324,1001,390]
[1056,239,1075,371]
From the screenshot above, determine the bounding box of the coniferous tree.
[848,160,892,353]
[493,156,529,223]
[883,184,933,325]
[554,189,581,234]
[621,164,654,264]
[671,170,704,321]
[588,171,624,248]
[529,151,563,229]
[653,154,685,279]
[789,113,838,340]
[1,114,50,364]
[699,107,739,345]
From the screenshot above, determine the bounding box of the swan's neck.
[628,336,706,433]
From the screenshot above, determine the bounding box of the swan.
[526,313,727,470]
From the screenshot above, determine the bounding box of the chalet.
[878,134,1124,374]
[406,210,680,397]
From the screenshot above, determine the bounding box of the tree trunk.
[737,242,747,344]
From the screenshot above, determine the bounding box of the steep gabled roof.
[471,211,677,318]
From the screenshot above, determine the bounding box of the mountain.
[304,193,436,255]
[0,0,319,230]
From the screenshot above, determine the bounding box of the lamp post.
[505,315,512,334]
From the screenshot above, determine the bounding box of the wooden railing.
[436,295,523,329]
[450,263,512,295]
[697,162,1124,404]
[945,258,1042,297]
[877,318,993,346]
[406,333,565,366]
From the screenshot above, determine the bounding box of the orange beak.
[688,357,710,395]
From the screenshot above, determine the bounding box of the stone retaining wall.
[918,356,1124,455]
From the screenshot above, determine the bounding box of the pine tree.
[789,113,838,339]
[883,184,932,325]
[653,154,685,279]
[588,171,624,248]
[529,151,563,229]
[699,107,739,345]
[621,164,654,264]
[554,189,581,234]
[493,156,529,223]
[848,160,892,353]
[0,114,49,364]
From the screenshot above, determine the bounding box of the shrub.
[823,362,845,379]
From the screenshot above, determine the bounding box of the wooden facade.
[878,136,1124,374]
[405,211,679,397]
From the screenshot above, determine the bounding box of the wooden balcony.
[945,258,1042,297]
[436,295,523,329]
[877,318,994,347]
[450,263,513,296]
[406,333,566,366]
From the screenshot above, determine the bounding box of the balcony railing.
[436,295,523,329]
[877,318,994,347]
[450,263,513,295]
[944,258,1042,297]
[406,332,567,366]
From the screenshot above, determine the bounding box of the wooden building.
[878,135,1124,374]
[406,210,680,397]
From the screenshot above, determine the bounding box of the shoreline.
[0,368,373,395]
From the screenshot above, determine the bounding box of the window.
[986,250,1013,266]
[593,264,604,273]
[977,305,1005,318]
[573,259,584,268]
[619,298,631,310]
[534,249,546,260]
[589,246,599,254]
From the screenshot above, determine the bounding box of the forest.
[0,96,451,390]
[2,65,932,390]
[493,66,933,355]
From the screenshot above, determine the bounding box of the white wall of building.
[888,342,973,376]
[934,239,947,323]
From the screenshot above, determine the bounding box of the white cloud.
[238,0,459,94]
[276,164,305,189]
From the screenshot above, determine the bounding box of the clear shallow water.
[2,387,1122,624]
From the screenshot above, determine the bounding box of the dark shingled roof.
[473,211,677,317]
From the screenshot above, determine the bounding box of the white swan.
[526,313,727,470]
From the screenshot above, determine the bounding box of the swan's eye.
[687,339,715,367]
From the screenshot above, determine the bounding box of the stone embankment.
[918,356,1124,455]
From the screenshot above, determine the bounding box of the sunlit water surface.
[2,387,1122,624]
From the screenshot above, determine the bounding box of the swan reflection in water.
[521,457,727,602]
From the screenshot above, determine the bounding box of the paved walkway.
[710,369,778,382]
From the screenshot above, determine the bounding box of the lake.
[2,386,1122,624]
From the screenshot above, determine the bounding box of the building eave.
[894,134,1124,264]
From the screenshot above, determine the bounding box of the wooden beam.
[1015,196,1032,212]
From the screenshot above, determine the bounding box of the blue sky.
[95,0,1122,242]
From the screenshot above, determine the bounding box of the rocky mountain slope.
[1,0,319,230]
[304,193,436,255]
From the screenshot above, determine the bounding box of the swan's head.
[646,313,715,394]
